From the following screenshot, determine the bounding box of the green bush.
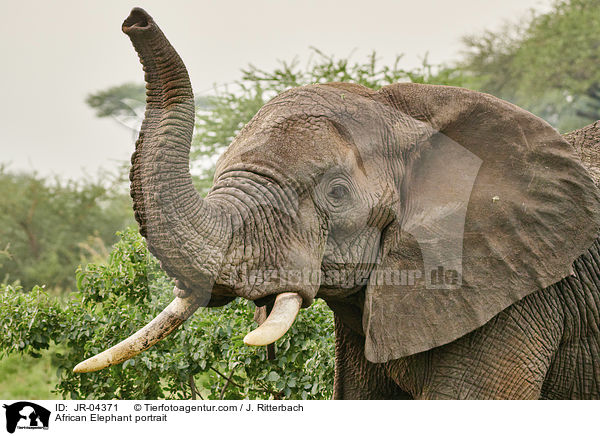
[0,228,334,399]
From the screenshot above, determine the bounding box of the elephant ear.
[363,83,600,363]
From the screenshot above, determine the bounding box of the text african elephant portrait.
[73,8,600,399]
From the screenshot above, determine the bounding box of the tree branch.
[219,367,236,400]
[189,374,203,400]
[209,365,280,397]
[210,365,245,390]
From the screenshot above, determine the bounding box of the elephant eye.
[328,184,350,201]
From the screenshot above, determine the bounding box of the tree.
[86,83,146,120]
[0,167,134,291]
[460,0,600,132]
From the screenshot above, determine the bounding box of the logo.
[2,402,50,434]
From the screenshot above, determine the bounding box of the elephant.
[73,8,600,400]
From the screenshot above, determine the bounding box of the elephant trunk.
[73,8,233,373]
[122,8,231,292]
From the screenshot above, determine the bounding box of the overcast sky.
[0,0,552,180]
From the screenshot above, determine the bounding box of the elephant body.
[76,9,600,400]
[333,240,600,399]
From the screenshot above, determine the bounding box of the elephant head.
[73,8,600,373]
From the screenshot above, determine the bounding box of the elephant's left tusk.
[243,293,302,346]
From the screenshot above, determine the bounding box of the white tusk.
[73,289,202,373]
[243,293,302,346]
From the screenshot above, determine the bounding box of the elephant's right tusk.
[243,293,302,346]
[73,288,203,373]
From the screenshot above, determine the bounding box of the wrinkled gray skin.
[120,8,600,399]
[334,224,600,399]
[335,122,600,399]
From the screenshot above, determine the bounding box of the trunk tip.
[122,7,153,34]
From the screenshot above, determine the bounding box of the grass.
[0,347,214,400]
[0,347,61,399]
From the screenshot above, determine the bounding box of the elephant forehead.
[216,118,348,186]
[264,84,387,128]
[215,86,389,180]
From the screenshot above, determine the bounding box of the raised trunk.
[72,9,303,373]
[123,8,230,292]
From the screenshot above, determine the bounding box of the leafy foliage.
[0,167,134,291]
[0,228,334,399]
[0,285,64,359]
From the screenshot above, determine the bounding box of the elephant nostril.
[122,8,152,33]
